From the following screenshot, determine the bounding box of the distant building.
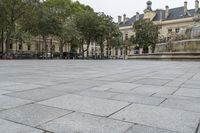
[118,0,200,55]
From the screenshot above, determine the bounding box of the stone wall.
[155,39,200,53]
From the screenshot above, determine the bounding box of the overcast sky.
[77,0,195,21]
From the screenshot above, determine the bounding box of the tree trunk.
[50,39,53,59]
[106,38,110,59]
[59,42,64,59]
[86,39,91,59]
[100,38,104,59]
[5,31,11,53]
[44,39,48,59]
[1,29,4,53]
[81,39,85,60]
[42,36,46,59]
[86,43,90,58]
[100,44,104,59]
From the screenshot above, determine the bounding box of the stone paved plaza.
[0,60,200,133]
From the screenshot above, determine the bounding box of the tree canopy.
[0,0,122,59]
[133,19,159,53]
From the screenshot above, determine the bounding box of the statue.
[191,14,200,38]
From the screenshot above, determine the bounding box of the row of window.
[124,28,181,40]
[9,44,56,51]
[168,28,180,33]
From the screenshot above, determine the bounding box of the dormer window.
[176,28,180,33]
[168,29,172,33]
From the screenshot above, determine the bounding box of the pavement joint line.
[106,103,133,118]
[93,67,158,79]
[122,125,135,133]
[180,73,197,88]
[109,117,181,133]
[34,103,125,118]
[150,92,157,97]
[195,121,200,133]
[36,111,75,128]
[158,98,168,106]
[0,117,47,132]
[0,102,35,112]
[171,86,182,95]
[5,93,69,103]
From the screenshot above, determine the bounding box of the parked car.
[16,53,34,59]
[63,52,77,59]
[39,53,53,59]
[1,53,17,59]
[0,52,3,59]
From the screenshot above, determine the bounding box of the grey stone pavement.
[0,60,200,133]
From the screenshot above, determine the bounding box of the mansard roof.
[119,6,198,27]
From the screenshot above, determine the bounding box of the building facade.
[0,36,71,58]
[118,0,200,55]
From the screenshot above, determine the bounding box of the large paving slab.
[131,85,178,96]
[45,82,96,93]
[0,90,11,95]
[0,119,43,133]
[2,83,42,92]
[133,78,170,86]
[0,104,72,127]
[6,88,67,101]
[0,95,33,109]
[111,93,165,105]
[181,80,200,89]
[110,104,200,133]
[75,90,117,99]
[39,112,132,133]
[0,81,23,88]
[38,94,130,117]
[125,124,178,133]
[160,98,200,113]
[174,88,200,98]
[153,93,200,102]
[100,82,140,91]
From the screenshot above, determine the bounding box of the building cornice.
[119,17,194,30]
[155,17,194,26]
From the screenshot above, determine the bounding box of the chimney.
[165,5,169,18]
[136,12,140,21]
[184,1,188,16]
[160,10,163,21]
[118,16,122,24]
[195,0,199,13]
[123,14,126,23]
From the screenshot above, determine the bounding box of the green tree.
[133,19,159,53]
[45,0,92,58]
[0,0,29,52]
[22,0,62,58]
[74,11,98,59]
[0,2,7,53]
[94,13,122,59]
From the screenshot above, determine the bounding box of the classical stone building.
[2,1,199,59]
[0,36,71,58]
[118,0,200,55]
